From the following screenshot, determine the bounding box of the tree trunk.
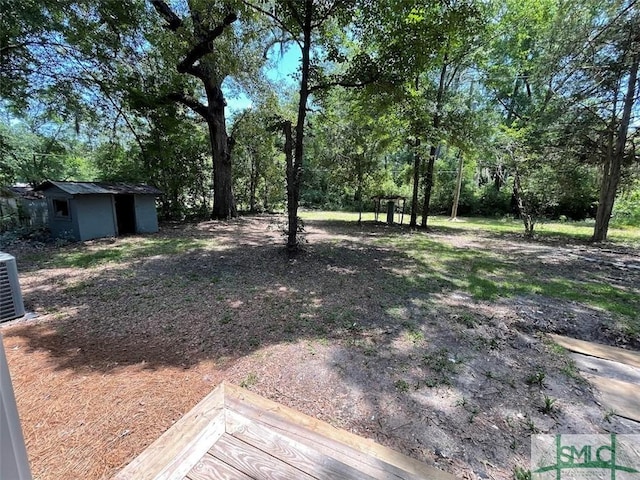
[421,59,447,228]
[592,51,638,242]
[450,149,464,220]
[286,0,313,251]
[420,145,437,227]
[283,121,298,250]
[207,87,236,220]
[249,156,257,213]
[150,2,238,221]
[513,167,534,237]
[409,140,421,228]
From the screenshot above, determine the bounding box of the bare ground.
[1,216,639,480]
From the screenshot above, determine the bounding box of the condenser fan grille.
[0,254,25,322]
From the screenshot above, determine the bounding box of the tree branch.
[308,75,379,93]
[150,0,183,31]
[242,0,303,50]
[177,13,238,73]
[168,92,209,118]
[311,0,341,29]
[284,0,304,28]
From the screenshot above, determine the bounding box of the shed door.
[115,195,136,235]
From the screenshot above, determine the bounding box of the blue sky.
[225,45,301,114]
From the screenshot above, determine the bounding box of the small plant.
[603,409,617,423]
[456,313,476,328]
[468,405,479,424]
[406,328,424,343]
[525,370,546,388]
[394,379,410,393]
[240,372,258,388]
[424,376,444,388]
[513,466,532,480]
[540,395,557,414]
[523,416,539,433]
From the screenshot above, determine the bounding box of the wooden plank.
[113,384,227,480]
[225,409,377,480]
[210,433,316,480]
[186,452,252,480]
[223,383,455,480]
[224,394,403,480]
[587,374,640,422]
[570,353,640,385]
[549,334,640,369]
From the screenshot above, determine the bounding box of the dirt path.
[1,216,638,479]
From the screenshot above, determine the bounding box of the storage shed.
[36,181,162,241]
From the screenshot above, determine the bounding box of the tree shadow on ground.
[2,216,638,479]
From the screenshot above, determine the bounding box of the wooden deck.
[114,382,455,480]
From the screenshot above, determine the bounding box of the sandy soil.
[1,216,638,479]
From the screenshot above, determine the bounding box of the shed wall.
[45,187,80,240]
[134,195,159,233]
[75,195,117,241]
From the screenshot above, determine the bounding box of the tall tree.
[360,1,486,228]
[149,0,240,219]
[245,0,375,250]
[589,7,639,241]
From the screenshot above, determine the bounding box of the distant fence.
[0,196,48,232]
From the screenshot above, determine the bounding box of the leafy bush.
[613,181,640,226]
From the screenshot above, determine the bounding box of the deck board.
[113,382,456,480]
[114,385,226,480]
[223,384,444,480]
[186,452,252,480]
[225,409,377,479]
[210,433,316,480]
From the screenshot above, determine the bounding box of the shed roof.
[35,181,162,196]
[1,185,44,200]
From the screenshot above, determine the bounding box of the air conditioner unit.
[0,253,25,323]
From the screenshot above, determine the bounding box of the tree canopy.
[1,0,638,242]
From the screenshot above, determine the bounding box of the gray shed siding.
[75,194,117,241]
[38,182,160,241]
[134,195,158,233]
[45,187,80,240]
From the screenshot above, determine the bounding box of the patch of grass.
[394,379,411,393]
[369,220,639,324]
[42,237,209,268]
[240,372,258,388]
[561,359,586,383]
[603,409,616,423]
[540,395,557,415]
[62,279,92,293]
[422,348,460,386]
[455,313,476,328]
[513,466,532,480]
[525,371,547,388]
[523,415,539,434]
[403,322,424,343]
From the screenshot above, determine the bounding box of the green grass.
[302,211,640,335]
[369,226,639,328]
[30,237,210,268]
[299,210,640,246]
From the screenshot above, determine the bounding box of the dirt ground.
[1,216,639,479]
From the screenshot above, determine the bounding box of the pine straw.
[3,329,217,479]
